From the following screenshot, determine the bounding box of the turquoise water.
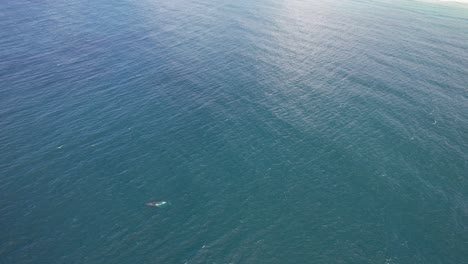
[1,0,467,263]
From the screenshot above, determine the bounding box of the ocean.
[1,0,467,263]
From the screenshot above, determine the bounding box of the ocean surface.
[1,0,467,263]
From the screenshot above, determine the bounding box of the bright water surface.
[1,0,467,263]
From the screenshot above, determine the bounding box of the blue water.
[1,0,467,263]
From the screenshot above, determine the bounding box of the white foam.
[439,0,468,3]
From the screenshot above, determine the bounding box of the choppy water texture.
[1,0,467,263]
